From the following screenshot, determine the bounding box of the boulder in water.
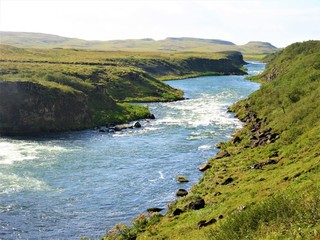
[133,121,142,128]
[177,176,189,183]
[147,114,156,119]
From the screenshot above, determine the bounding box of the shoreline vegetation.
[98,41,320,240]
[0,45,247,135]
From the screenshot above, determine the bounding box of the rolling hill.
[0,31,278,56]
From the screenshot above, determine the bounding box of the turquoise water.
[0,62,264,239]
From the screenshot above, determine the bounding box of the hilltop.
[102,41,320,239]
[0,31,278,58]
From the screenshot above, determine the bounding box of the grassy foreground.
[100,41,320,239]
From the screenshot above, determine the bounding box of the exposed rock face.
[250,159,278,170]
[171,208,183,217]
[137,56,246,78]
[176,189,188,197]
[238,110,279,147]
[147,207,164,213]
[221,177,234,185]
[187,197,205,210]
[198,163,211,171]
[214,150,230,159]
[0,81,91,135]
[197,218,217,229]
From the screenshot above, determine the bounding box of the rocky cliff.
[114,51,246,79]
[0,81,92,135]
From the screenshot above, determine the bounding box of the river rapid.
[0,62,265,239]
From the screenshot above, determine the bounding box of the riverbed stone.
[176,189,188,197]
[221,177,234,185]
[198,163,211,171]
[147,207,164,213]
[187,197,205,210]
[133,121,142,128]
[177,176,189,183]
[147,114,156,119]
[171,208,183,216]
[214,150,230,159]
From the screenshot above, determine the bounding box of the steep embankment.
[103,41,320,239]
[0,81,92,134]
[107,51,246,80]
[0,45,245,135]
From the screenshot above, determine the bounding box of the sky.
[0,0,319,48]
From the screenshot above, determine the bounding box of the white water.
[0,62,265,239]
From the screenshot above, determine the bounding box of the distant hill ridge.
[0,31,278,55]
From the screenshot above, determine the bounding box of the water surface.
[0,62,264,239]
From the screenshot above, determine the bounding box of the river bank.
[123,41,320,240]
[0,62,263,240]
[0,45,249,135]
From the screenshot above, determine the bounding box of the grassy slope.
[0,45,246,134]
[103,41,320,239]
[0,31,278,58]
[0,45,246,102]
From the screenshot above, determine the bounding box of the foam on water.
[159,171,164,179]
[0,173,50,194]
[0,141,38,165]
[198,144,213,151]
[154,93,239,129]
[0,139,73,165]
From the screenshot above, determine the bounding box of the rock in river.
[133,121,142,128]
[177,176,189,183]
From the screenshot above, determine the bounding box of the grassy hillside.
[0,45,246,101]
[102,41,320,239]
[0,31,278,58]
[0,45,246,135]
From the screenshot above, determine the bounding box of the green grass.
[0,44,248,134]
[0,32,279,55]
[243,54,267,61]
[0,45,248,104]
[209,187,320,240]
[99,40,320,240]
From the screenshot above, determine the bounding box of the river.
[0,61,265,239]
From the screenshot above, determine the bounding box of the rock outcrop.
[176,189,188,197]
[0,81,91,135]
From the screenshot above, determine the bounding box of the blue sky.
[0,0,319,47]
